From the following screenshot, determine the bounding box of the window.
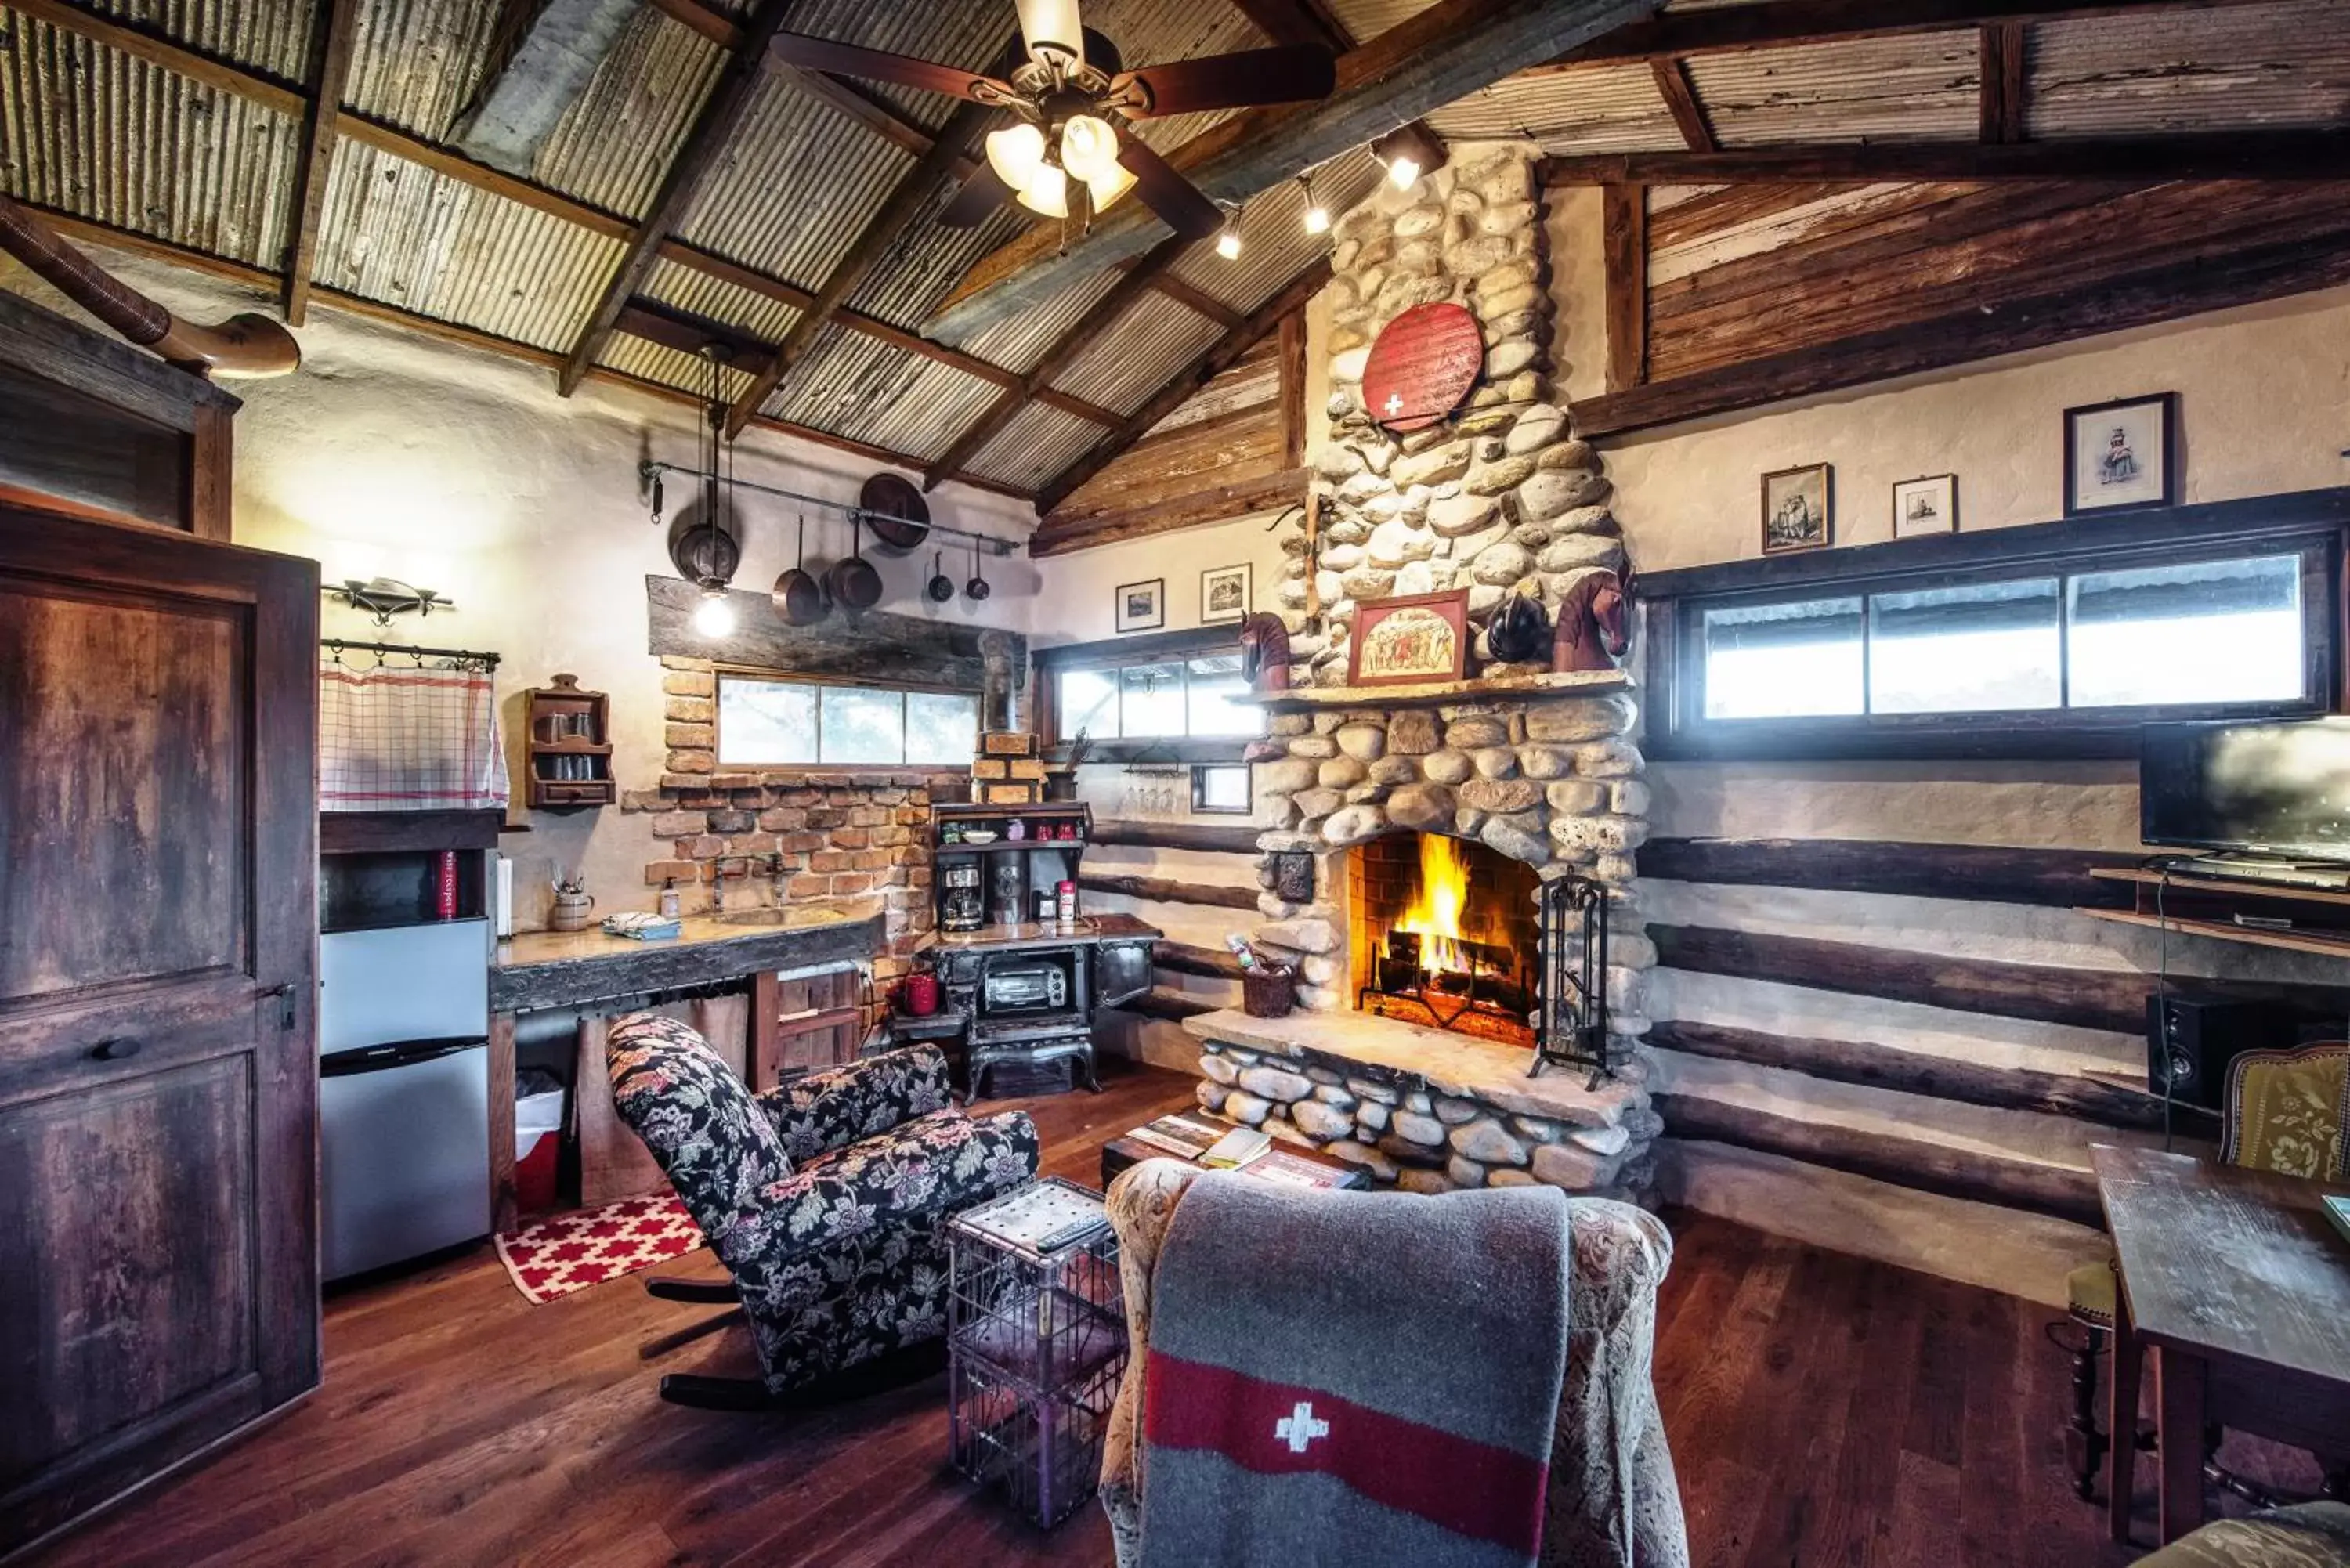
[717,672,978,767]
[1191,764,1252,815]
[1037,629,1269,763]
[1643,495,2345,760]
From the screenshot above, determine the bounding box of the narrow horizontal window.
[717,673,978,768]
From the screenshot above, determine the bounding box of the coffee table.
[1099,1112,1372,1190]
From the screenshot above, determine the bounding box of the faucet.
[710,863,729,912]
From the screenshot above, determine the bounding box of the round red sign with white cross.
[1361,301,1484,433]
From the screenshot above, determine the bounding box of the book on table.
[1201,1126,1272,1169]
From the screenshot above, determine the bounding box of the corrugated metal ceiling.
[532,8,722,220]
[1049,291,1223,414]
[967,397,1101,490]
[343,0,495,139]
[88,0,311,78]
[1166,142,1371,312]
[959,262,1124,374]
[1426,62,1684,155]
[1683,31,1982,147]
[2030,0,2350,138]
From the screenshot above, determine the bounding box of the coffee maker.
[939,860,985,933]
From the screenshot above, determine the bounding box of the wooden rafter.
[13,0,1123,456]
[1649,57,1716,151]
[718,92,999,439]
[1227,0,1354,50]
[281,0,360,324]
[1035,258,1331,515]
[1600,183,1647,392]
[24,200,1036,499]
[1543,132,2350,183]
[557,0,804,396]
[920,236,1192,490]
[1979,20,2028,143]
[1538,0,2279,65]
[925,0,1661,345]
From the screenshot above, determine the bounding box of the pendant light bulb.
[1086,160,1136,214]
[692,587,736,638]
[1300,174,1329,234]
[985,122,1047,191]
[1015,0,1083,67]
[1016,161,1069,219]
[1060,114,1120,184]
[1386,154,1422,190]
[1214,209,1242,260]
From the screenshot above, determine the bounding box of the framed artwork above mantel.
[1348,590,1472,687]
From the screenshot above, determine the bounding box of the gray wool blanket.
[1136,1172,1572,1568]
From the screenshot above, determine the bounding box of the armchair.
[1097,1158,1689,1568]
[606,1013,1040,1407]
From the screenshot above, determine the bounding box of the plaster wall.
[2,245,1040,928]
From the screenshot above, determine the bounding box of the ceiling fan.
[772,0,1336,240]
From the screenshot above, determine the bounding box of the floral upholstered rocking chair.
[606,1013,1040,1408]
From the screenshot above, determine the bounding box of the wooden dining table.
[2097,1143,2350,1545]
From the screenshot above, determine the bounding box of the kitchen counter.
[926,912,1161,955]
[491,901,884,1013]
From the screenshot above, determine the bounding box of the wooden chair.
[2063,1042,2349,1498]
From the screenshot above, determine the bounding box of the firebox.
[1349,833,1542,1046]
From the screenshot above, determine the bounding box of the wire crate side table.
[945,1176,1129,1529]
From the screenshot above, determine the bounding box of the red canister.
[902,972,940,1017]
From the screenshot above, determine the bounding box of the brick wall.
[624,656,961,981]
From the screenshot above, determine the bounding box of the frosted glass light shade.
[1017,161,1069,218]
[1061,114,1119,182]
[1086,161,1136,212]
[985,123,1047,190]
[692,591,736,638]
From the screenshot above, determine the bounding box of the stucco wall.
[1,244,1039,928]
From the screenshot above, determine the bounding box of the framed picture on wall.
[1115,578,1165,634]
[1892,474,1958,537]
[1348,590,1470,687]
[2065,392,2177,516]
[1760,463,1832,554]
[1200,563,1252,625]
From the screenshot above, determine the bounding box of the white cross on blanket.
[1275,1401,1330,1454]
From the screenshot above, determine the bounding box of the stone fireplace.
[1179,143,1664,1201]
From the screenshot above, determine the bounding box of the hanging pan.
[926,550,956,603]
[772,515,826,627]
[964,534,990,602]
[824,515,884,612]
[859,472,930,550]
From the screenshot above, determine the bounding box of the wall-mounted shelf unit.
[2076,865,2350,960]
[524,674,614,811]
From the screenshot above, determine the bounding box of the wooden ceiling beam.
[27,201,1034,498]
[1979,21,2028,144]
[925,0,1660,346]
[1034,258,1331,515]
[1649,56,1716,151]
[1539,0,2279,65]
[1226,0,1354,51]
[921,235,1192,490]
[280,0,360,325]
[1543,131,2350,184]
[719,92,1000,439]
[557,0,804,396]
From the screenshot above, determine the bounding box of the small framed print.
[1114,577,1165,634]
[1200,563,1251,625]
[1347,590,1471,687]
[2065,393,2177,516]
[1761,463,1832,554]
[1892,474,1958,538]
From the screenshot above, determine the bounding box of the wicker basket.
[1241,965,1296,1018]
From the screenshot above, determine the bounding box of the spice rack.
[523,674,614,811]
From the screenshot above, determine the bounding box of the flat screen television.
[2141,717,2350,862]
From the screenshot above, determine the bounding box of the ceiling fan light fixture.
[985,121,1048,190]
[1015,0,1084,68]
[1017,161,1070,218]
[1086,161,1136,213]
[1060,114,1120,183]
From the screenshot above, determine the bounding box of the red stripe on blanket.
[1143,1351,1548,1554]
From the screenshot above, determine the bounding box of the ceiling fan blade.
[1116,134,1221,241]
[940,163,1013,228]
[769,33,1012,103]
[1112,44,1336,119]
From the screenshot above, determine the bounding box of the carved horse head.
[1238,612,1292,693]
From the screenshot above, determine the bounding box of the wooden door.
[0,504,318,1559]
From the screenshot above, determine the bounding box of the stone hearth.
[1184,1008,1662,1201]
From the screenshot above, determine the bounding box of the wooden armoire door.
[0,503,319,1559]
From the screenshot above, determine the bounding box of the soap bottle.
[660,878,682,919]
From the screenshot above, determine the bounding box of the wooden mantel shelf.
[1254,668,1632,712]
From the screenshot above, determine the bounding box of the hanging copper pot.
[772,514,826,627]
[859,473,930,551]
[824,515,883,612]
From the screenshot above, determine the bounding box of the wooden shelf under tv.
[2077,864,2350,959]
[2075,906,2350,960]
[2088,866,2350,909]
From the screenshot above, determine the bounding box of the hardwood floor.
[27,1060,2315,1567]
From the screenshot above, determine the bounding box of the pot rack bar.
[638,461,1018,556]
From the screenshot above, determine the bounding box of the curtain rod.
[322,638,501,667]
[638,460,1018,556]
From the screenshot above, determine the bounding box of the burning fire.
[1394,833,1493,977]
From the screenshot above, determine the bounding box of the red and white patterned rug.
[494,1193,704,1305]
